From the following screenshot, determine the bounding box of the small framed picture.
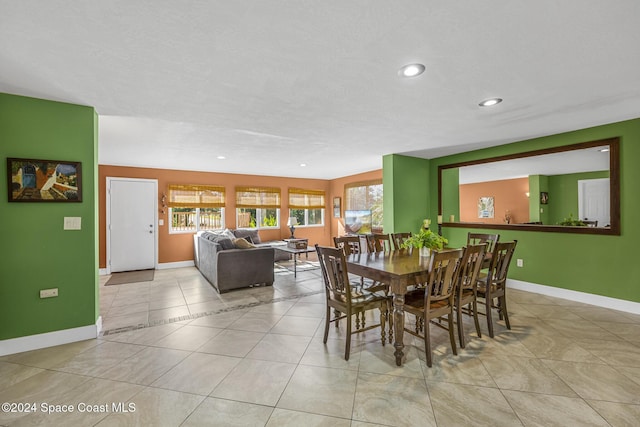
[540,192,549,204]
[333,197,341,218]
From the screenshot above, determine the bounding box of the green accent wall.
[383,154,430,234]
[547,170,609,225]
[0,93,98,340]
[427,118,639,303]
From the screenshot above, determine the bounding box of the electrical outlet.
[40,288,59,298]
[516,259,524,267]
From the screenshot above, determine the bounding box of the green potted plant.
[400,228,448,256]
[558,214,587,226]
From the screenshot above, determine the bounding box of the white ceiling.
[1,1,639,179]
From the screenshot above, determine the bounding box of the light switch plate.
[40,288,58,298]
[64,217,81,230]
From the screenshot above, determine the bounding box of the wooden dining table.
[346,248,432,366]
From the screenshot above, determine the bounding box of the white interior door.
[107,178,157,273]
[578,178,610,227]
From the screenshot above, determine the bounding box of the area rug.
[274,260,320,274]
[105,269,155,286]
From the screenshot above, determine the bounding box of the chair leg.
[424,316,433,367]
[448,312,457,356]
[387,303,393,344]
[323,305,331,343]
[380,306,386,346]
[457,304,465,348]
[500,296,511,330]
[334,309,340,328]
[472,300,482,339]
[345,311,352,361]
[486,297,495,338]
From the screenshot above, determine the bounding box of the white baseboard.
[508,279,640,315]
[157,260,195,270]
[0,316,102,357]
[99,268,108,276]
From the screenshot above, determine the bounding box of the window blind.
[288,188,326,209]
[235,186,281,208]
[167,184,226,208]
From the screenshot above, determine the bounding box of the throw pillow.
[221,228,236,240]
[213,236,235,250]
[233,237,255,249]
[233,228,261,244]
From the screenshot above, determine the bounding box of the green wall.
[547,170,609,225]
[420,118,639,303]
[383,154,430,234]
[0,93,98,340]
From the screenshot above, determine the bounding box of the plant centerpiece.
[558,214,587,227]
[400,228,448,256]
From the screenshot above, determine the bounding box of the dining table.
[346,248,433,366]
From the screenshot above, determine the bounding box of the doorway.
[106,177,158,273]
[578,178,610,227]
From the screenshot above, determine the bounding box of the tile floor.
[2,261,640,426]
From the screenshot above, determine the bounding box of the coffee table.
[276,246,315,277]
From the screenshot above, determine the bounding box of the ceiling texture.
[2,1,639,179]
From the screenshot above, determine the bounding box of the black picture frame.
[540,191,549,205]
[7,157,82,202]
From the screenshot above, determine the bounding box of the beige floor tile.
[353,371,436,426]
[269,315,323,336]
[102,311,149,332]
[153,324,224,351]
[228,312,283,333]
[197,329,265,357]
[1,339,100,369]
[284,301,326,318]
[186,310,249,328]
[422,355,498,387]
[267,408,351,427]
[521,303,583,320]
[95,387,205,426]
[183,397,274,426]
[427,381,522,427]
[544,318,622,341]
[503,390,609,426]
[211,359,296,406]
[593,320,640,340]
[299,337,361,370]
[53,341,146,376]
[587,400,640,427]
[518,333,605,363]
[149,296,187,310]
[358,341,425,379]
[148,305,191,322]
[277,364,358,419]
[480,354,577,396]
[0,362,44,392]
[249,300,297,315]
[98,346,189,385]
[100,323,184,346]
[152,352,241,395]
[542,359,640,403]
[246,333,312,364]
[573,337,640,367]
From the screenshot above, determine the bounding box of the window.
[345,180,383,229]
[289,188,325,226]
[167,184,225,233]
[236,186,281,229]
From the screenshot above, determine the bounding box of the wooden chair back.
[423,249,464,304]
[457,244,487,296]
[392,232,412,250]
[467,232,499,254]
[333,235,363,256]
[486,240,518,290]
[367,233,392,252]
[316,245,353,304]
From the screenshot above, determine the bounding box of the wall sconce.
[525,192,530,198]
[287,217,298,238]
[160,193,167,214]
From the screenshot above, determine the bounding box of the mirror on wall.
[438,137,620,235]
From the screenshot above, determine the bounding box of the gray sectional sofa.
[193,229,288,293]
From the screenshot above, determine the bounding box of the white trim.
[508,279,640,315]
[99,268,108,276]
[157,260,195,270]
[0,317,102,357]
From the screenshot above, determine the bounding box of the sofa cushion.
[213,236,235,250]
[233,228,261,244]
[233,237,256,249]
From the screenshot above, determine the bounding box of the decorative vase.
[419,247,431,257]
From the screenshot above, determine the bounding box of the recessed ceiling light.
[479,98,503,107]
[599,147,610,153]
[399,63,425,78]
[217,156,226,160]
[300,163,307,167]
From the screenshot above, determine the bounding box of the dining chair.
[403,248,464,367]
[455,243,488,348]
[467,232,499,253]
[392,232,412,250]
[333,235,363,256]
[315,244,388,360]
[366,233,393,253]
[476,240,518,338]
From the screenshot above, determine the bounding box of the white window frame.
[236,207,281,230]
[289,208,325,227]
[169,207,225,234]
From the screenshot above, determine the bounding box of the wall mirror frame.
[438,137,620,235]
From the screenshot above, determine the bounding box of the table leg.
[392,292,405,366]
[293,253,298,277]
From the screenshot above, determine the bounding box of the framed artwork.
[333,196,341,218]
[7,157,82,202]
[540,191,549,204]
[478,196,494,218]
